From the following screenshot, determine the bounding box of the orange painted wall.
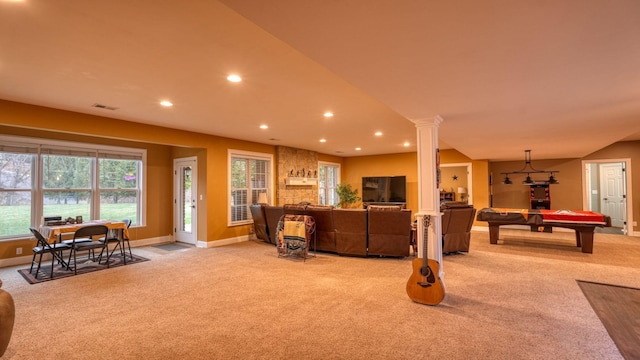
[342,149,490,225]
[343,153,418,213]
[2,99,637,263]
[0,100,278,261]
[0,123,175,259]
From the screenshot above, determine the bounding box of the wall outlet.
[634,221,638,226]
[16,247,22,255]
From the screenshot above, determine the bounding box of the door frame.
[173,156,198,245]
[581,158,633,236]
[440,162,473,204]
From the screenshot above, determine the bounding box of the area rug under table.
[18,253,149,284]
[577,280,640,360]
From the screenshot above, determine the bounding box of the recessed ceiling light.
[355,147,361,151]
[320,139,327,143]
[374,131,383,136]
[323,112,334,118]
[403,142,410,147]
[227,74,242,82]
[160,101,173,107]
[259,124,268,129]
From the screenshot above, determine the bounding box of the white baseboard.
[199,235,251,248]
[129,235,173,248]
[0,254,34,268]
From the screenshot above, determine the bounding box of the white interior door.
[174,157,197,244]
[599,162,626,228]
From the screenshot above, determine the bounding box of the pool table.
[476,208,611,253]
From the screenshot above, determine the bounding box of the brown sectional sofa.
[250,204,412,257]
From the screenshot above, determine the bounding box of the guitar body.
[406,257,445,305]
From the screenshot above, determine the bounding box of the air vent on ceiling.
[91,103,118,111]
[268,138,280,141]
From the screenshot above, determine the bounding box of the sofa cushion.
[333,209,367,256]
[305,205,336,252]
[441,201,473,209]
[367,205,403,211]
[283,204,307,214]
[368,209,412,257]
[306,204,334,210]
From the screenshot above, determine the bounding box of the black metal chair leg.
[34,253,44,279]
[50,250,56,279]
[123,240,133,262]
[29,252,37,274]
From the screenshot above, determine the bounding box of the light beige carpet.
[0,229,639,359]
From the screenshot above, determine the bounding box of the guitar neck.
[422,215,430,262]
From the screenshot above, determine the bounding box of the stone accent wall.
[276,146,318,205]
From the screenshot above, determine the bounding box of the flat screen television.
[362,176,407,203]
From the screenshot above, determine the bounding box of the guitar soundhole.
[420,266,436,284]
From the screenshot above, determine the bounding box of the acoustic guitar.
[406,215,445,305]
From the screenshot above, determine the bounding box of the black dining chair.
[97,219,132,264]
[120,219,133,262]
[29,227,71,279]
[67,225,109,275]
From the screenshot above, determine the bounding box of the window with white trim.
[229,150,272,225]
[318,162,340,206]
[0,135,145,239]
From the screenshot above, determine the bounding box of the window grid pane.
[42,155,92,189]
[230,154,270,223]
[231,158,247,188]
[231,189,248,222]
[0,152,33,190]
[0,136,146,238]
[318,164,339,206]
[0,190,31,237]
[43,190,91,220]
[99,159,139,189]
[99,190,138,224]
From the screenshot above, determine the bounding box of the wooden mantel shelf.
[285,177,318,186]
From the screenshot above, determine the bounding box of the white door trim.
[440,162,473,204]
[582,158,633,236]
[174,157,198,244]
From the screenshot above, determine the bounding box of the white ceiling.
[1,0,639,160]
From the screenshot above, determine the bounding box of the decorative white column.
[410,115,445,284]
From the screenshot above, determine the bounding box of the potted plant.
[336,183,361,208]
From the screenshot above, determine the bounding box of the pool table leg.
[489,224,500,244]
[576,229,594,254]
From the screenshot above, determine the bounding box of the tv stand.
[363,202,406,209]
